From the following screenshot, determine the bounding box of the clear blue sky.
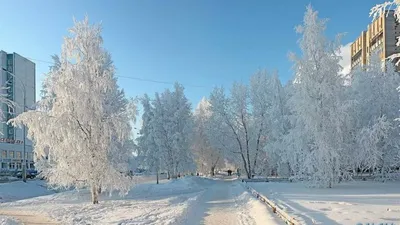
[0,0,378,106]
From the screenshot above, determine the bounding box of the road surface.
[179,177,284,225]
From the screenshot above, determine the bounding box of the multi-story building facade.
[0,50,35,171]
[351,10,400,70]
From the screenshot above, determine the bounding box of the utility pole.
[22,87,26,182]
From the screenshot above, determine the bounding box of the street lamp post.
[1,68,27,182]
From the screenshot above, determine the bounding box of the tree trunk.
[211,157,219,177]
[247,150,252,179]
[167,171,170,180]
[240,153,251,179]
[211,166,215,176]
[91,185,99,204]
[156,171,159,184]
[224,114,250,178]
[174,162,178,179]
[241,113,252,179]
[98,187,102,194]
[253,116,264,177]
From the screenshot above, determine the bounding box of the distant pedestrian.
[227,170,232,176]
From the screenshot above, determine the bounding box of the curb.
[242,182,301,225]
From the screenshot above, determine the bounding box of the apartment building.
[0,50,35,171]
[351,10,400,70]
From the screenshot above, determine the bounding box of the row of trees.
[137,6,400,187]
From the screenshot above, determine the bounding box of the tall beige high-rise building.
[0,50,35,171]
[351,10,400,70]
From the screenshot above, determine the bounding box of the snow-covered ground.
[248,181,400,225]
[0,176,19,184]
[0,180,56,203]
[0,176,283,225]
[0,216,20,225]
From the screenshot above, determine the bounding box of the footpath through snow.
[178,177,284,225]
[0,176,283,225]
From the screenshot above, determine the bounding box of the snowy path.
[179,178,284,225]
[0,209,59,225]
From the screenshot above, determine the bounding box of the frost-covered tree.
[251,71,286,176]
[192,97,224,176]
[136,94,162,183]
[249,71,269,175]
[10,17,135,204]
[207,70,285,179]
[348,54,400,179]
[208,84,256,179]
[369,1,400,181]
[150,83,195,179]
[287,6,345,188]
[39,55,60,113]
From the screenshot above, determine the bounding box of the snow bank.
[0,180,56,203]
[0,216,20,225]
[248,181,400,225]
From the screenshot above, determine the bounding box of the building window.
[16,152,21,159]
[1,150,6,159]
[9,151,14,158]
[16,162,21,170]
[1,163,7,169]
[9,162,15,169]
[30,163,34,169]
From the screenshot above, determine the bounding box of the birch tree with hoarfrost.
[287,6,345,188]
[208,85,253,179]
[10,17,136,204]
[370,2,400,180]
[250,71,285,176]
[150,83,195,179]
[192,97,224,176]
[349,54,400,179]
[136,94,161,183]
[208,70,285,179]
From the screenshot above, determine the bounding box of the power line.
[116,75,209,88]
[26,57,212,89]
[26,57,54,65]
